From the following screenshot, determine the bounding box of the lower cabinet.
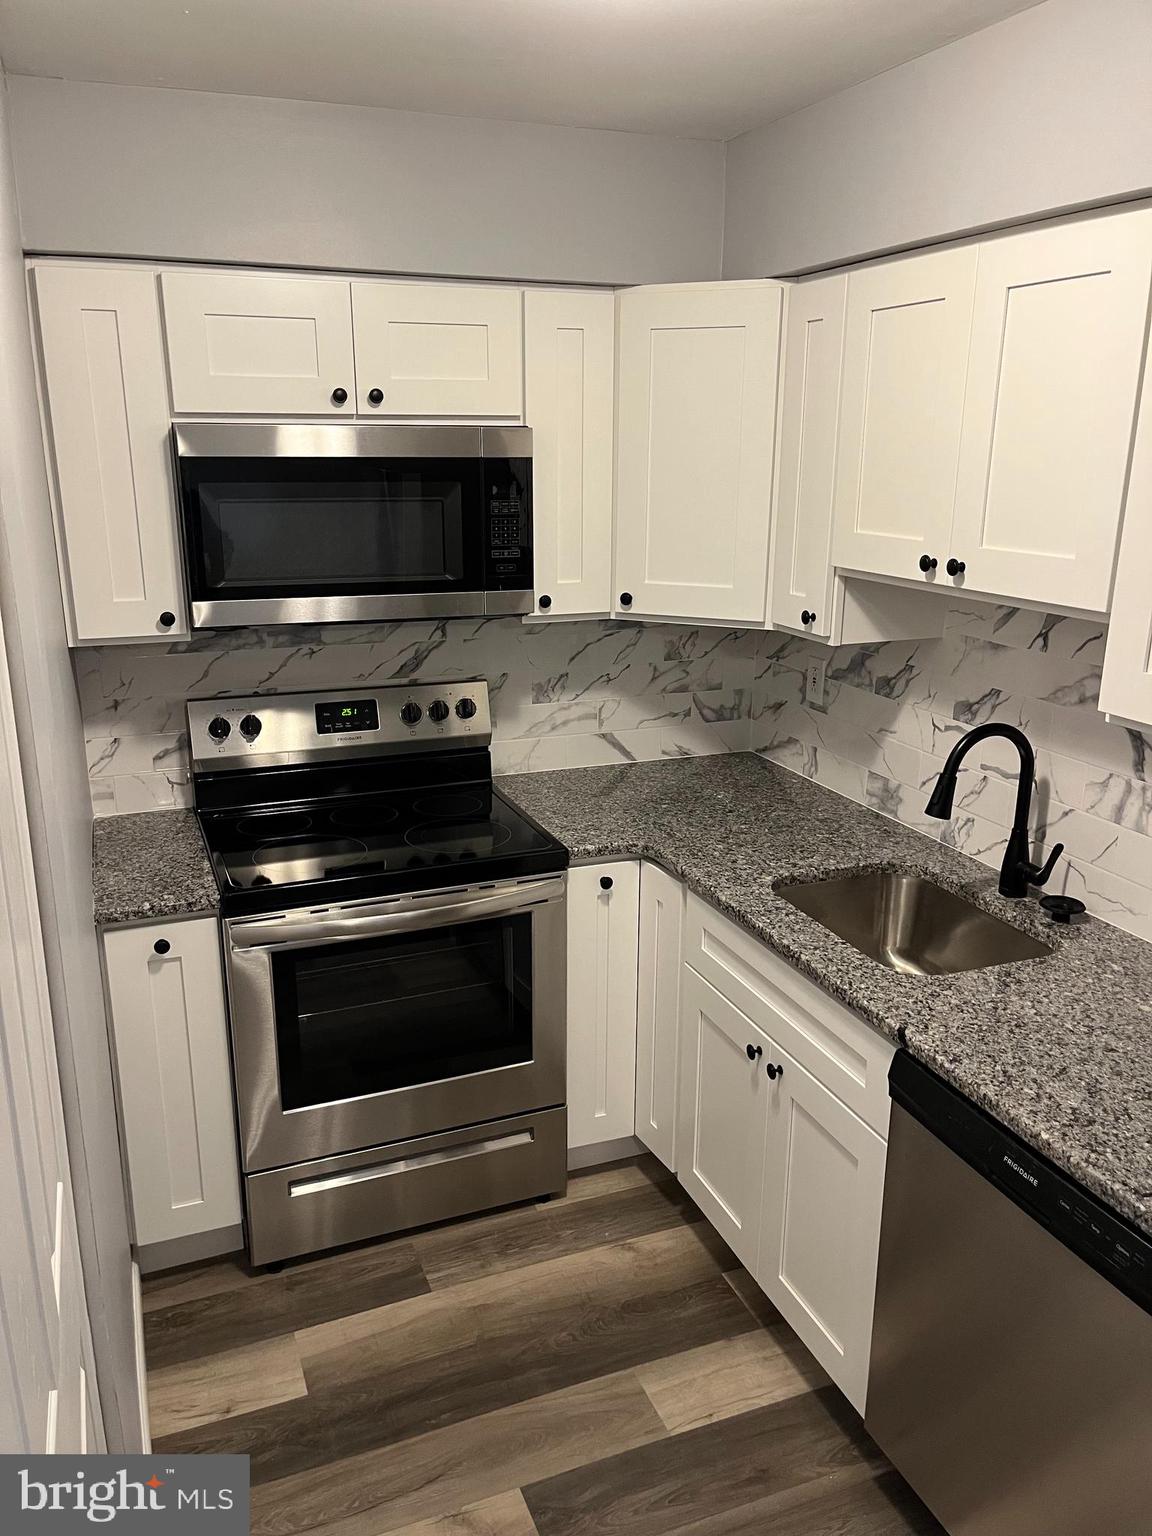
[101,917,241,1248]
[565,862,640,1150]
[676,966,771,1268]
[634,863,683,1171]
[757,1043,887,1413]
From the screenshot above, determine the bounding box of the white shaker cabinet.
[33,264,188,644]
[832,248,978,586]
[756,1042,887,1414]
[950,210,1152,612]
[615,282,783,624]
[565,862,640,1151]
[161,271,356,415]
[524,289,615,618]
[676,967,771,1268]
[770,276,847,640]
[352,282,523,417]
[634,863,683,1172]
[101,918,241,1248]
[1101,341,1152,726]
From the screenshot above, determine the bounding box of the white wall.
[0,77,142,1449]
[723,0,1152,276]
[6,77,725,285]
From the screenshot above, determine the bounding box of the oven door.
[224,876,566,1173]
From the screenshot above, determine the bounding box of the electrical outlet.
[804,656,828,710]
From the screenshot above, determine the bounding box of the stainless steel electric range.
[187,680,568,1266]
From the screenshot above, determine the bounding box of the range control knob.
[207,716,231,742]
[455,697,478,720]
[400,701,423,726]
[239,714,262,741]
[428,699,450,723]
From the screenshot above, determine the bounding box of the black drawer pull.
[766,1061,784,1081]
[746,1043,762,1061]
[599,876,613,891]
[153,938,171,955]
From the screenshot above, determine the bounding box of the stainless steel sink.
[776,870,1053,976]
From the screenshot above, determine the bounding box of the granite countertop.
[90,755,1152,1236]
[93,809,219,925]
[499,754,1152,1239]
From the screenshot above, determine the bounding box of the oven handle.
[226,875,565,953]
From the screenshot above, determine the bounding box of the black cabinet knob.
[599,875,613,890]
[946,558,966,577]
[766,1061,784,1080]
[745,1043,763,1061]
[619,592,633,607]
[1040,895,1087,925]
[538,595,552,610]
[367,388,385,406]
[331,387,348,405]
[919,554,938,573]
[158,611,176,628]
[801,609,817,626]
[153,938,171,955]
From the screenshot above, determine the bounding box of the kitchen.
[0,1,1150,1532]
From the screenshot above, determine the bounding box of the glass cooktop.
[199,784,567,915]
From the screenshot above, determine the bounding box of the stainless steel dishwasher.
[867,1052,1152,1536]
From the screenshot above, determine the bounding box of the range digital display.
[315,698,380,735]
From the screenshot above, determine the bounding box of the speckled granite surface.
[500,754,1152,1238]
[92,809,218,925]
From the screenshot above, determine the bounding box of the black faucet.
[924,723,1064,899]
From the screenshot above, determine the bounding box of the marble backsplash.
[77,617,755,814]
[751,601,1152,944]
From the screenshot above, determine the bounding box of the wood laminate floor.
[142,1156,944,1536]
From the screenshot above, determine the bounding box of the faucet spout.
[925,723,1063,899]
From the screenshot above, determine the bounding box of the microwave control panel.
[484,461,533,588]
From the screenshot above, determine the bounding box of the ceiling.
[0,0,1043,141]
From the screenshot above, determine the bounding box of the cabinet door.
[102,918,241,1246]
[676,968,770,1267]
[524,288,615,617]
[566,862,639,1150]
[832,248,977,584]
[352,282,523,417]
[615,283,782,623]
[756,1045,886,1414]
[33,265,188,644]
[635,863,684,1171]
[769,277,847,638]
[161,271,355,414]
[951,211,1152,612]
[1101,343,1152,726]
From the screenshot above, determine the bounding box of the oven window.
[271,914,534,1110]
[179,457,484,598]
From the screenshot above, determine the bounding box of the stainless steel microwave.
[173,423,532,629]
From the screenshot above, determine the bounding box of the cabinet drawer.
[684,893,893,1136]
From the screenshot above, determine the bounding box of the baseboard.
[567,1135,645,1171]
[136,1224,245,1276]
[130,1262,150,1452]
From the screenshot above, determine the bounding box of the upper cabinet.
[950,211,1152,613]
[1100,341,1152,725]
[770,275,847,640]
[351,282,523,417]
[615,282,783,624]
[831,210,1152,614]
[33,265,188,644]
[524,288,615,617]
[832,248,977,587]
[162,271,356,415]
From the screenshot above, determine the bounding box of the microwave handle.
[227,875,565,953]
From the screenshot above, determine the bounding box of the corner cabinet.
[101,918,241,1248]
[565,862,640,1150]
[614,282,783,624]
[524,289,615,618]
[32,265,188,644]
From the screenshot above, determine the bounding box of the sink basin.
[776,870,1052,976]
